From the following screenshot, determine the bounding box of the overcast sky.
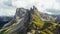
[0,0,60,16]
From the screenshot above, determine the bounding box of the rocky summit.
[0,6,60,34]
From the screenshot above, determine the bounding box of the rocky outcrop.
[0,7,30,34]
[3,8,29,27]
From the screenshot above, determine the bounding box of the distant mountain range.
[0,16,13,21]
[0,16,13,28]
[40,11,60,24]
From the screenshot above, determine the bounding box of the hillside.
[0,6,60,34]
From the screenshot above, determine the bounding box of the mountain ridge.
[0,6,60,34]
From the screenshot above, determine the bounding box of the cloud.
[0,0,60,16]
[46,9,60,15]
[56,0,60,3]
[0,8,16,16]
[0,0,16,16]
[8,0,60,15]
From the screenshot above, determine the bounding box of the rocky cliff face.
[1,7,30,34]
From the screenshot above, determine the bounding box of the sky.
[0,0,60,16]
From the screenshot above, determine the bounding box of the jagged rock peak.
[30,6,37,10]
[3,6,38,28]
[33,6,37,10]
[30,6,38,14]
[15,8,29,19]
[15,6,38,17]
